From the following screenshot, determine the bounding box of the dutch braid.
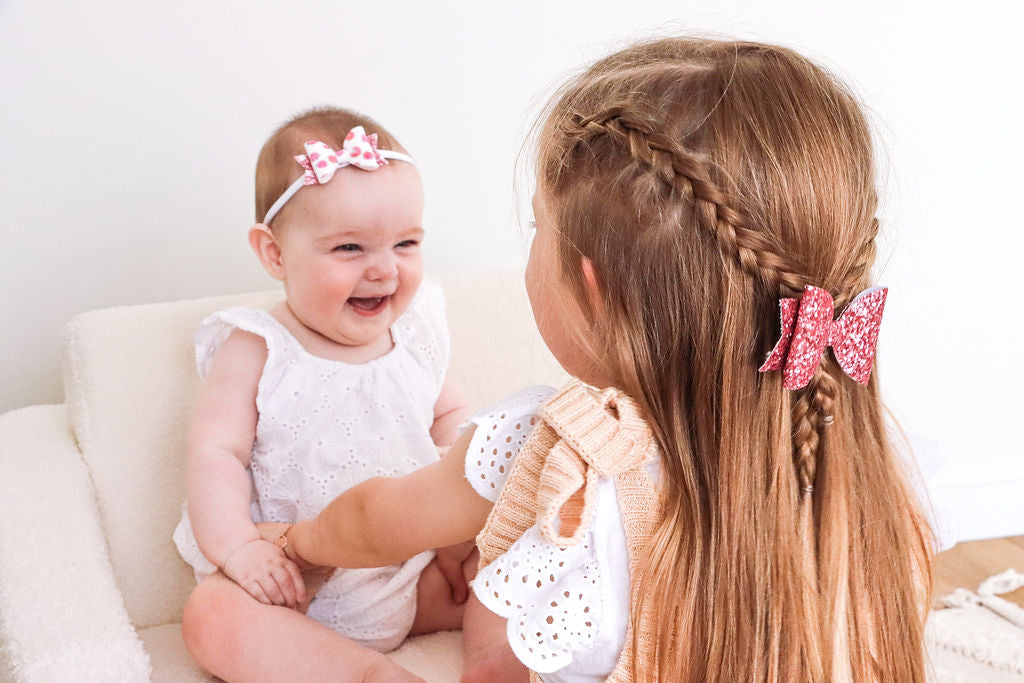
[563,107,811,296]
[834,217,879,310]
[563,105,869,498]
[795,363,840,495]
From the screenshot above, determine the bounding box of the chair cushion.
[62,271,565,629]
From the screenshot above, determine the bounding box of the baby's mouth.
[347,295,391,316]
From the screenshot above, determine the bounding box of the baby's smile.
[347,294,391,316]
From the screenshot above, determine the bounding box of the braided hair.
[533,37,933,682]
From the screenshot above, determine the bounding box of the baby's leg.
[182,572,424,683]
[408,556,467,635]
[461,594,529,683]
[459,549,529,683]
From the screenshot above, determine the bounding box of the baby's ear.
[249,224,285,281]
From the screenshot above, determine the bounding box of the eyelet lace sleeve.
[465,385,635,676]
[475,523,603,674]
[193,307,294,412]
[462,386,557,502]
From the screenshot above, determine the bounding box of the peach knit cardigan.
[476,380,662,682]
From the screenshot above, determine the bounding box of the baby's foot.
[461,640,529,683]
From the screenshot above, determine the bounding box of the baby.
[173,106,472,678]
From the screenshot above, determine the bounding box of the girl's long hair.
[535,38,934,682]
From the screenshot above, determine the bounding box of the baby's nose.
[365,250,398,280]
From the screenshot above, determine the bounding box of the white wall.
[1,1,1020,543]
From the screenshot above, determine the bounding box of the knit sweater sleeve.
[460,386,557,502]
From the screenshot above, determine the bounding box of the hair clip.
[759,285,887,390]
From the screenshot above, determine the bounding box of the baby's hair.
[535,38,933,682]
[254,106,407,225]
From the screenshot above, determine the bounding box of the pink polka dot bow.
[261,126,415,225]
[296,126,389,186]
[758,285,888,390]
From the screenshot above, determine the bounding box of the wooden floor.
[932,535,1024,608]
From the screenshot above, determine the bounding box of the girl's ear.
[249,224,286,282]
[581,256,604,318]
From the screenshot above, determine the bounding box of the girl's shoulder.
[463,382,640,677]
[462,385,559,501]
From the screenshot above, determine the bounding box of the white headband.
[263,126,416,224]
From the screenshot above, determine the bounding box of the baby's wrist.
[272,524,295,558]
[276,521,318,570]
[218,535,262,570]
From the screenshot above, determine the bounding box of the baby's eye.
[333,243,360,252]
[395,239,419,248]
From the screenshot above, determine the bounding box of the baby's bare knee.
[181,577,250,669]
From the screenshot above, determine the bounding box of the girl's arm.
[280,427,492,569]
[186,329,304,606]
[430,374,471,447]
[428,375,474,600]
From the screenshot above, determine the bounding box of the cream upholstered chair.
[0,270,567,682]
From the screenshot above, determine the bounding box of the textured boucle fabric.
[63,289,285,629]
[57,271,566,630]
[476,380,661,682]
[0,270,567,681]
[0,405,151,681]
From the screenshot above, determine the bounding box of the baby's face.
[273,161,424,348]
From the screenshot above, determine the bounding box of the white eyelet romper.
[174,282,448,652]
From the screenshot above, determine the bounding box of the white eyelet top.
[203,281,448,524]
[463,386,651,683]
[175,281,448,580]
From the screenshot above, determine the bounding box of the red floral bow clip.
[759,285,888,390]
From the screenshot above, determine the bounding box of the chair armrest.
[0,405,151,682]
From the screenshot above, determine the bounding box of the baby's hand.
[435,540,476,604]
[221,538,306,608]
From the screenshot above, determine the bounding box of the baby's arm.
[430,374,470,448]
[186,329,304,607]
[272,428,491,570]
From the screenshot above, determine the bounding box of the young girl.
[260,38,936,682]
[174,106,476,681]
